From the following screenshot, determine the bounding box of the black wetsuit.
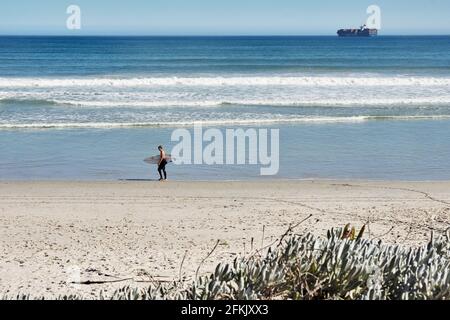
[158,159,167,180]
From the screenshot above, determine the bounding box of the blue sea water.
[0,36,450,180]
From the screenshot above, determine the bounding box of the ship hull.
[337,29,378,37]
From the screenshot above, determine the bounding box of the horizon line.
[0,33,449,37]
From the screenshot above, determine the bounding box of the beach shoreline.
[1,180,450,298]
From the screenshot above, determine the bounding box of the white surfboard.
[144,154,173,165]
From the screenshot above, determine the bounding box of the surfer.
[157,145,168,181]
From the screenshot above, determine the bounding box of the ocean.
[1,36,450,180]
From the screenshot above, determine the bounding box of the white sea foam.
[2,75,450,128]
[1,74,449,110]
[2,115,450,129]
[52,97,450,107]
[1,76,450,88]
[2,96,450,108]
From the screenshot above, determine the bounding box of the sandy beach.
[1,180,450,298]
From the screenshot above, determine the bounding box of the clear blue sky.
[0,0,449,35]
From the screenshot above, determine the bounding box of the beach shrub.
[4,226,450,300]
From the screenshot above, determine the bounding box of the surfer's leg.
[157,165,163,180]
[161,161,167,180]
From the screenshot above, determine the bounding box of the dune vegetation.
[6,224,450,300]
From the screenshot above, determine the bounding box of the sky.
[0,0,449,35]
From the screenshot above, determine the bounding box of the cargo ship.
[337,24,378,37]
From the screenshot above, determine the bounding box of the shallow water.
[1,121,449,181]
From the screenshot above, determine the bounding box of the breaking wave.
[1,76,450,88]
[2,97,450,108]
[2,115,450,130]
